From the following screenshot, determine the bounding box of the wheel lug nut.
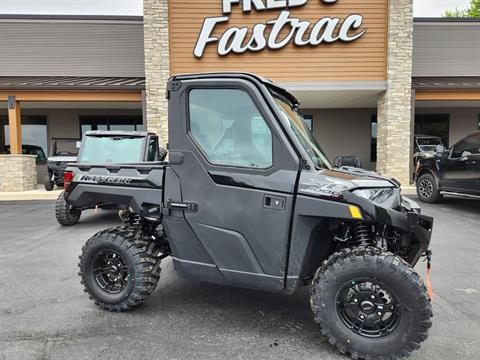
[360,315,365,320]
[371,295,375,299]
[353,299,358,303]
[377,312,382,317]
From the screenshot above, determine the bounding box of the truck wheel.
[311,247,432,360]
[416,173,442,203]
[55,191,81,226]
[78,226,161,312]
[44,174,54,191]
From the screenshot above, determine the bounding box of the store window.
[371,115,377,162]
[303,115,314,132]
[370,114,450,162]
[80,115,144,137]
[188,88,273,169]
[0,116,48,158]
[414,114,450,147]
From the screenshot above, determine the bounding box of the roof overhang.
[281,81,387,109]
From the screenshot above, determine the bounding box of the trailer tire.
[311,247,432,360]
[78,226,162,312]
[55,191,81,226]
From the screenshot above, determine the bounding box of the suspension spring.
[352,222,374,245]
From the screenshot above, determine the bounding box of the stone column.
[376,0,414,185]
[0,155,37,192]
[143,0,170,147]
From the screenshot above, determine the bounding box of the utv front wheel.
[55,191,81,226]
[311,247,432,360]
[78,226,161,312]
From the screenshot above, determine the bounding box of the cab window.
[188,88,273,169]
[451,134,480,158]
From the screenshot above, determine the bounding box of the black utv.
[70,73,433,360]
[44,138,79,191]
[55,131,166,226]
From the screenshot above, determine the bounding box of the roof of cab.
[84,130,154,137]
[169,72,299,106]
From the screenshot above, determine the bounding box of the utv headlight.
[353,188,400,207]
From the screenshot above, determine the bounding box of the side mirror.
[434,144,446,157]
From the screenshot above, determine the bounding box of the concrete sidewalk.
[0,186,418,201]
[0,187,62,201]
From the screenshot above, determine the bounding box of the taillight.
[64,171,74,190]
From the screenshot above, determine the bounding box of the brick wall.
[376,0,414,185]
[0,155,37,192]
[143,0,170,147]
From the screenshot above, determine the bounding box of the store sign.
[194,0,367,58]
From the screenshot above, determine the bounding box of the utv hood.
[299,167,398,197]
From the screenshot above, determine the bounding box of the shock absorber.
[352,222,374,245]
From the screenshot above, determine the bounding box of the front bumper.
[343,191,433,266]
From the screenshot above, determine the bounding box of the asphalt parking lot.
[0,197,479,360]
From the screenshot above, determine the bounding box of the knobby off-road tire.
[55,191,81,226]
[311,247,432,360]
[78,226,162,312]
[416,173,443,203]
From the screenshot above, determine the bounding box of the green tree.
[444,0,480,17]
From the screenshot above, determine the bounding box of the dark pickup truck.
[67,73,433,360]
[416,131,480,203]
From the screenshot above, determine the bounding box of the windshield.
[416,137,443,151]
[273,96,332,170]
[78,135,145,164]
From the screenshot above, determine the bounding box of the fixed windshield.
[273,96,332,170]
[417,137,443,152]
[78,135,145,164]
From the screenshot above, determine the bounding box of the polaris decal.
[299,178,349,198]
[79,175,133,185]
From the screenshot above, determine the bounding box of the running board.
[440,191,480,199]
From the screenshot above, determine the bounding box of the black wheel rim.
[336,279,401,338]
[418,179,434,198]
[92,250,130,294]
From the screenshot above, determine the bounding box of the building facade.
[1,1,480,191]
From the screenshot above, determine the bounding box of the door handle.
[263,195,286,211]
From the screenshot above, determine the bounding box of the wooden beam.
[7,96,22,155]
[0,90,142,102]
[415,90,480,101]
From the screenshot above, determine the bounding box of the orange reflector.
[349,206,363,220]
[425,265,434,302]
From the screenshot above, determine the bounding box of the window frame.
[186,86,275,171]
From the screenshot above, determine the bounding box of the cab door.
[442,133,480,193]
[166,78,300,291]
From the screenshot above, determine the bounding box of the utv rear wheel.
[311,247,432,360]
[44,174,54,191]
[416,173,442,203]
[55,191,81,226]
[78,226,161,312]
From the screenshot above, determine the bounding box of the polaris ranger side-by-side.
[55,131,166,226]
[67,73,433,360]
